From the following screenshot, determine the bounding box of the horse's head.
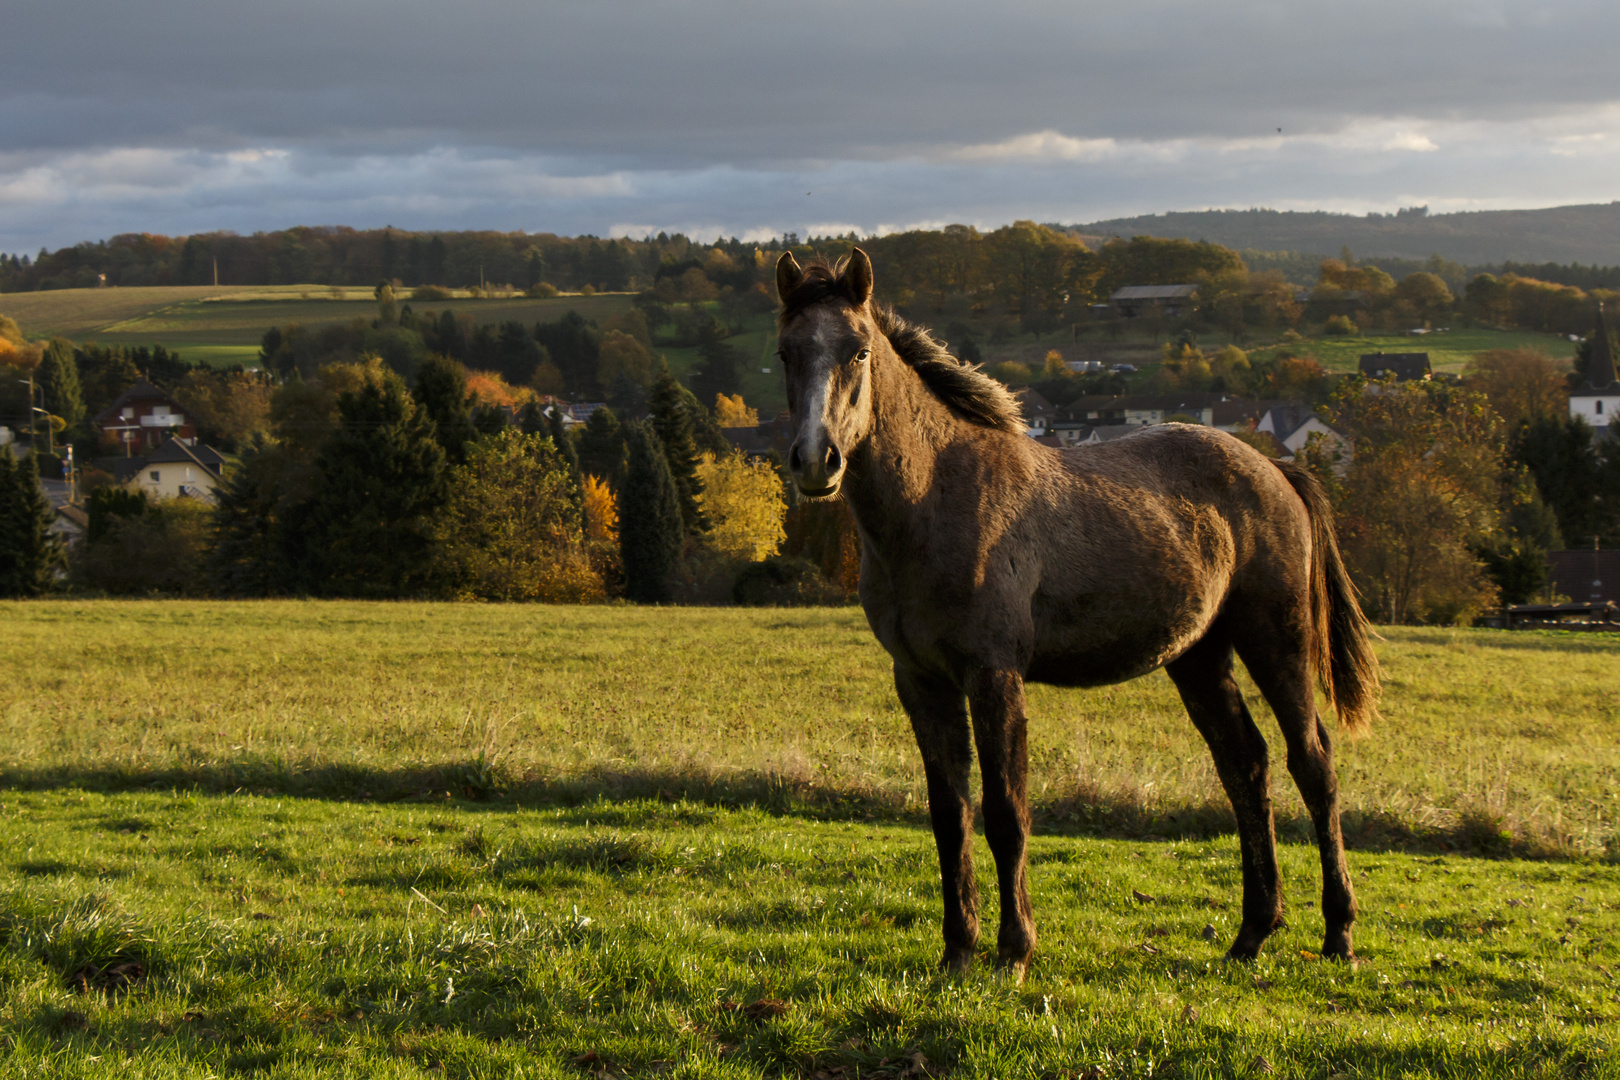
[774,247,881,497]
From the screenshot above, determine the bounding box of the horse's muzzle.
[789,437,845,497]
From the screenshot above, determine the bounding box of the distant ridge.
[1069,203,1620,266]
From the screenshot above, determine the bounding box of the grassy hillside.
[0,602,1615,1077]
[1250,327,1576,376]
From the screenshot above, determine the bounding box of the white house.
[126,437,226,502]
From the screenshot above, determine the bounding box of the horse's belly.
[1025,593,1217,687]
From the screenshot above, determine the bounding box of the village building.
[92,379,197,453]
[1358,352,1431,381]
[1570,309,1620,435]
[115,436,227,502]
[1110,284,1199,319]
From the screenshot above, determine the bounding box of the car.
[1111,363,1137,374]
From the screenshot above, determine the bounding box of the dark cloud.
[4,1,1620,250]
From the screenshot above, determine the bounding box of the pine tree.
[576,405,626,489]
[619,422,683,604]
[0,448,61,597]
[37,338,84,433]
[207,434,293,596]
[412,353,476,463]
[290,371,448,597]
[647,359,707,532]
[547,404,583,508]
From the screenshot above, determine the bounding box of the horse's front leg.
[967,667,1037,982]
[894,666,978,974]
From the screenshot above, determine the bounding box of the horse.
[773,248,1379,981]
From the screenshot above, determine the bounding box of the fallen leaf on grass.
[1298,949,1317,960]
[1250,1055,1274,1074]
[1139,942,1161,955]
[1251,978,1274,990]
[1132,890,1156,904]
[1180,1004,1199,1023]
[471,904,487,918]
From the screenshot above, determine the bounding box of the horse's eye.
[854,348,871,363]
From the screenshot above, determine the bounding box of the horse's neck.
[841,351,963,545]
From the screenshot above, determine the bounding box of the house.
[1569,309,1620,434]
[721,411,794,459]
[92,379,197,452]
[1254,403,1349,462]
[1548,547,1620,605]
[50,503,88,548]
[1110,284,1200,318]
[1013,388,1055,436]
[1358,352,1431,381]
[125,436,226,502]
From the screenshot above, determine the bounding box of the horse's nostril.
[825,444,842,472]
[789,444,802,471]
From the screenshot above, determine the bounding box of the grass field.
[1248,328,1577,376]
[0,602,1616,1077]
[0,602,1617,1076]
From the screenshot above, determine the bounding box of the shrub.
[1323,314,1359,336]
[731,556,846,606]
[411,285,453,301]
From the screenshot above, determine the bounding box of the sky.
[6,0,1620,253]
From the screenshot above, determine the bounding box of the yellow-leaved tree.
[436,430,604,602]
[581,474,618,542]
[713,393,758,428]
[694,450,786,562]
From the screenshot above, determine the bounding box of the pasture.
[1247,328,1576,376]
[0,601,1616,1077]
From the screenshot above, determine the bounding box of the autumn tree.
[695,450,787,562]
[714,394,758,428]
[434,429,603,602]
[1315,378,1505,624]
[1463,349,1570,430]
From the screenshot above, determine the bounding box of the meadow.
[0,602,1616,1077]
[1247,328,1576,376]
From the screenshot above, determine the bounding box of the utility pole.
[213,257,219,286]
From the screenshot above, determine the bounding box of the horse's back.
[1019,424,1310,685]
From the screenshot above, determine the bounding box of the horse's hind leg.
[1166,631,1284,959]
[1235,634,1358,961]
[894,666,980,974]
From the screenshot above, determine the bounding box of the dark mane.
[779,256,1026,435]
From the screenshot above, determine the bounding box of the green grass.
[0,793,1615,1078]
[1,602,1618,1076]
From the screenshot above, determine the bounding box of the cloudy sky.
[5,0,1620,252]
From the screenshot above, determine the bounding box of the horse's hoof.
[994,954,1030,985]
[1322,931,1355,962]
[939,947,975,976]
[1224,936,1266,961]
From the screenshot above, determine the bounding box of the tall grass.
[2,602,1615,859]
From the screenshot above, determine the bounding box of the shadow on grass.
[0,760,1609,863]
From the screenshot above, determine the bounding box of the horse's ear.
[776,251,804,302]
[846,247,874,306]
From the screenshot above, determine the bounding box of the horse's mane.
[779,256,1027,435]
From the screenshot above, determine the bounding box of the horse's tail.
[1274,460,1380,735]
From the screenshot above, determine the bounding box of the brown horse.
[774,249,1379,981]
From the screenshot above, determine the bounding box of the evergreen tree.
[207,434,293,596]
[547,404,583,507]
[0,448,60,597]
[619,422,683,604]
[290,371,448,597]
[647,359,707,532]
[576,405,626,489]
[37,338,84,434]
[516,400,547,435]
[412,354,476,464]
[690,333,742,408]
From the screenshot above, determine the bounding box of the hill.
[1072,203,1620,266]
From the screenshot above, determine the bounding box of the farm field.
[0,602,1616,1077]
[1248,327,1577,375]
